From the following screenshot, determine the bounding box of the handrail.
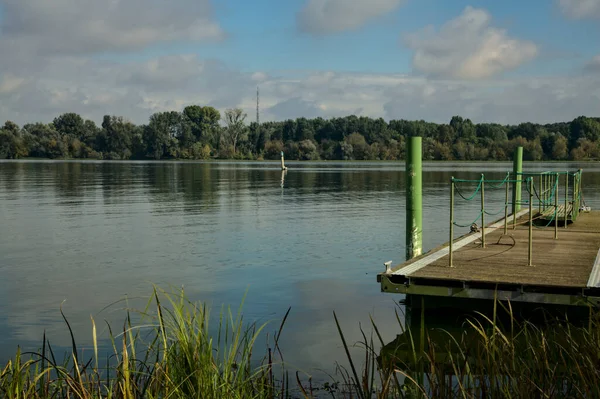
[448,169,583,268]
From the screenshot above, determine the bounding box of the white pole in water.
[281,151,288,170]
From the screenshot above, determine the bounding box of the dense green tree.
[552,134,569,160]
[143,111,186,159]
[1,108,599,161]
[183,105,220,147]
[100,115,136,159]
[0,121,26,159]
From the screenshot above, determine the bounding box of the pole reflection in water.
[280,169,287,189]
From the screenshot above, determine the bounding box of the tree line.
[1,106,599,161]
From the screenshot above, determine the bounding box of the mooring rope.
[454,178,483,201]
[453,210,483,228]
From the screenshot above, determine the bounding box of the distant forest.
[1,106,599,161]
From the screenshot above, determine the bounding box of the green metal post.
[545,175,548,209]
[554,173,558,239]
[406,137,423,260]
[565,173,568,228]
[481,174,485,248]
[504,175,509,235]
[577,169,583,216]
[529,178,533,266]
[575,173,579,219]
[449,177,454,268]
[512,147,523,214]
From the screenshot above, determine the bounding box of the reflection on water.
[0,160,599,375]
[379,294,592,395]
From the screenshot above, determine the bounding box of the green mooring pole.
[528,178,533,267]
[512,146,523,215]
[449,177,454,268]
[406,136,423,260]
[565,173,568,228]
[481,174,485,248]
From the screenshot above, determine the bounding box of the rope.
[454,179,483,201]
[453,211,483,228]
[487,173,510,189]
[484,205,507,216]
[528,178,558,206]
[533,208,557,229]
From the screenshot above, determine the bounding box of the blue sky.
[95,0,598,74]
[0,0,599,125]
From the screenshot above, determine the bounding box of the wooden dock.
[378,210,600,306]
[539,203,575,222]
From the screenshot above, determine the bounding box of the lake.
[1,160,599,377]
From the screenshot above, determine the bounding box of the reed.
[2,288,600,398]
[335,300,600,398]
[0,286,290,399]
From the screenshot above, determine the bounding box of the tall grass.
[2,288,600,398]
[0,286,291,399]
[335,299,600,398]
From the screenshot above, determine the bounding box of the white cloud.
[405,6,538,79]
[1,58,599,127]
[0,0,224,55]
[0,74,26,94]
[558,0,600,18]
[0,2,596,128]
[297,0,403,34]
[585,55,600,72]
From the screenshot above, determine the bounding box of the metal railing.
[448,169,583,268]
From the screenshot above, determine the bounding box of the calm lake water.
[1,160,600,375]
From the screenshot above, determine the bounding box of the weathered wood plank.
[387,211,600,289]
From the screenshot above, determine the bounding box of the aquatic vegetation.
[2,288,600,398]
[336,299,600,398]
[0,286,291,399]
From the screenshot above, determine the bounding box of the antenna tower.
[256,86,260,126]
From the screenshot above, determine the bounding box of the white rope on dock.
[392,209,530,276]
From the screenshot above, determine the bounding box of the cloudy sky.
[0,0,599,126]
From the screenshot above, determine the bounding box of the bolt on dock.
[378,140,600,307]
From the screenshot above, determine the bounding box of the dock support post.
[528,178,533,266]
[565,172,568,228]
[504,175,509,235]
[406,136,423,260]
[481,174,485,248]
[512,146,523,214]
[449,177,454,267]
[554,173,558,239]
[280,151,287,170]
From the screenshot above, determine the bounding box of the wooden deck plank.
[539,203,574,221]
[391,211,600,289]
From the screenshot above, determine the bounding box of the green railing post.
[529,177,533,267]
[574,171,581,220]
[406,136,423,260]
[449,177,454,268]
[513,178,518,230]
[512,147,523,214]
[554,173,558,239]
[572,172,576,219]
[544,174,550,210]
[481,174,485,248]
[577,169,583,216]
[504,175,509,235]
[565,172,568,228]
[539,174,542,212]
